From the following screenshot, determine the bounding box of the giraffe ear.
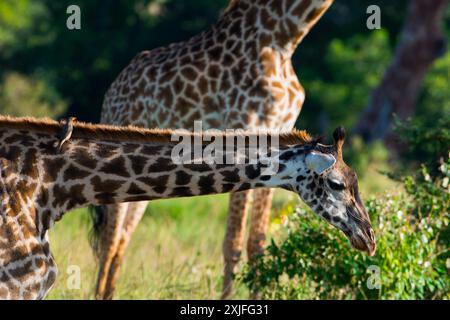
[305,152,336,174]
[333,126,346,159]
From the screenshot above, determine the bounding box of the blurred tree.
[0,0,47,55]
[0,0,411,123]
[0,72,67,118]
[354,0,449,148]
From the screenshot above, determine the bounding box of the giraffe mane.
[0,115,316,146]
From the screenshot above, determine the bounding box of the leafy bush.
[239,155,450,299]
[0,72,67,118]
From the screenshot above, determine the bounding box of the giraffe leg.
[95,203,129,300]
[222,190,253,300]
[102,201,148,300]
[247,188,274,299]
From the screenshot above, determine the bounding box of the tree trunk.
[354,0,448,149]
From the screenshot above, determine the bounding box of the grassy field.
[47,170,395,300]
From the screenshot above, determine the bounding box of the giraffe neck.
[0,124,314,228]
[54,136,304,212]
[219,0,334,58]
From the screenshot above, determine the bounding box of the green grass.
[47,193,255,299]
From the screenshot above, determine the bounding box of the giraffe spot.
[148,157,177,173]
[5,133,35,146]
[305,5,328,24]
[128,155,148,175]
[198,174,216,195]
[332,216,341,224]
[307,181,316,190]
[124,195,152,202]
[71,148,97,170]
[43,157,66,182]
[184,163,212,173]
[170,186,193,197]
[94,145,117,159]
[292,0,312,17]
[175,170,192,186]
[36,188,49,208]
[8,260,33,281]
[220,169,241,183]
[173,76,185,93]
[181,66,198,81]
[245,165,261,180]
[66,184,87,208]
[184,84,200,102]
[222,184,235,193]
[141,145,163,155]
[137,175,169,189]
[91,176,123,194]
[126,183,147,195]
[261,8,277,30]
[21,148,38,179]
[237,182,251,191]
[315,188,323,197]
[197,76,209,95]
[208,46,223,61]
[63,164,91,181]
[41,210,52,232]
[100,156,129,177]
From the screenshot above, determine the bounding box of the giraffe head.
[282,127,376,256]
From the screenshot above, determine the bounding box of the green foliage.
[395,116,450,174]
[0,0,47,54]
[0,72,67,118]
[298,30,392,132]
[239,156,450,299]
[418,51,450,124]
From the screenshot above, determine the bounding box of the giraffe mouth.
[345,206,376,256]
[349,229,376,256]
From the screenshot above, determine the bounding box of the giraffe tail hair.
[88,205,108,259]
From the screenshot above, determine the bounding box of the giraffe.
[0,115,375,299]
[96,0,335,299]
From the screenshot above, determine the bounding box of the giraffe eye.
[328,179,346,191]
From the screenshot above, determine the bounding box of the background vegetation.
[0,0,448,299]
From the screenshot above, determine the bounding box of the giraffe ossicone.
[0,116,375,299]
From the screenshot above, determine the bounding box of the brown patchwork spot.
[91,176,123,194]
[175,170,192,185]
[305,5,328,24]
[63,164,91,181]
[123,143,141,154]
[41,210,52,231]
[148,157,177,173]
[126,183,147,195]
[222,184,235,193]
[71,148,97,169]
[141,145,163,155]
[292,0,312,17]
[94,145,117,159]
[21,148,38,179]
[237,182,251,191]
[137,175,169,188]
[43,158,66,183]
[128,155,148,175]
[100,156,129,177]
[170,187,193,197]
[198,174,216,195]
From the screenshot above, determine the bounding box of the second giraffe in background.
[93,0,334,299]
